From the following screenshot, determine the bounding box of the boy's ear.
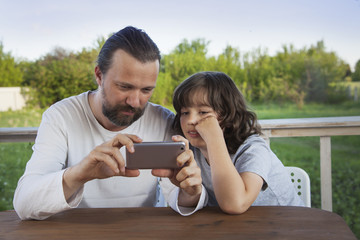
[94,66,103,86]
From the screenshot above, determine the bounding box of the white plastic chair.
[285,166,311,207]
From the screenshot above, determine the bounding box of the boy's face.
[179,91,219,149]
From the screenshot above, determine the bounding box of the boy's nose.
[187,113,199,125]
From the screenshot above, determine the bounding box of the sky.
[1,0,360,70]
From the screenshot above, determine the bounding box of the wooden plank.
[0,207,357,239]
[320,136,332,211]
[263,127,360,138]
[0,127,37,142]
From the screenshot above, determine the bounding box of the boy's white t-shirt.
[13,91,206,220]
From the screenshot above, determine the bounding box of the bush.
[23,47,98,108]
[0,42,23,87]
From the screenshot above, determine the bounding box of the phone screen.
[126,142,185,169]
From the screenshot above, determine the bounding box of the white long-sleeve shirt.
[13,91,206,220]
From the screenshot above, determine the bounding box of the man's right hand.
[62,133,142,201]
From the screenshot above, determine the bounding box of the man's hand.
[152,135,202,206]
[63,133,142,201]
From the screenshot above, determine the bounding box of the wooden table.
[0,206,356,240]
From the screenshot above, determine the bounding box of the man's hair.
[97,26,161,75]
[172,71,262,154]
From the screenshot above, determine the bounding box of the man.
[13,26,206,220]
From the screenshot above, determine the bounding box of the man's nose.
[125,91,141,108]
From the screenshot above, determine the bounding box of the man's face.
[96,49,159,130]
[101,84,145,127]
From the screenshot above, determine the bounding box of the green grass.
[0,108,44,127]
[0,102,359,238]
[252,101,360,119]
[0,142,33,210]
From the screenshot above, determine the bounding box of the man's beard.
[101,91,146,128]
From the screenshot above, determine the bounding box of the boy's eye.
[180,112,189,116]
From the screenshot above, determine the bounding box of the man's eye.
[142,88,153,93]
[118,85,130,90]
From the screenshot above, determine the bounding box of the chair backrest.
[285,166,311,207]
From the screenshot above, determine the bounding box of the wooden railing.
[1,116,360,211]
[0,127,38,142]
[260,116,360,211]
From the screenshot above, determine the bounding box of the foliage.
[22,47,98,108]
[0,42,23,86]
[246,41,349,106]
[211,46,246,98]
[150,71,174,105]
[352,59,360,82]
[154,39,351,108]
[1,38,354,108]
[153,39,210,105]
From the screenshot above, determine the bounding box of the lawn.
[1,101,360,238]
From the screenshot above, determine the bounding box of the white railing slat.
[320,136,332,211]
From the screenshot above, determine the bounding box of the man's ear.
[94,66,103,86]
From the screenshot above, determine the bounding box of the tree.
[242,47,278,103]
[303,41,348,103]
[271,44,307,107]
[0,42,23,86]
[16,36,353,108]
[162,39,210,84]
[155,39,211,105]
[211,46,243,84]
[270,41,349,105]
[25,47,97,108]
[352,60,360,82]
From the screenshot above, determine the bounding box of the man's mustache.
[117,105,137,113]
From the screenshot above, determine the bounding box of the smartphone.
[126,142,186,169]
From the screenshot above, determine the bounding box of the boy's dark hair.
[97,26,161,75]
[172,71,262,154]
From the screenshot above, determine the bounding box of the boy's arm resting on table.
[159,177,208,216]
[196,116,263,214]
[206,137,263,214]
[170,185,208,216]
